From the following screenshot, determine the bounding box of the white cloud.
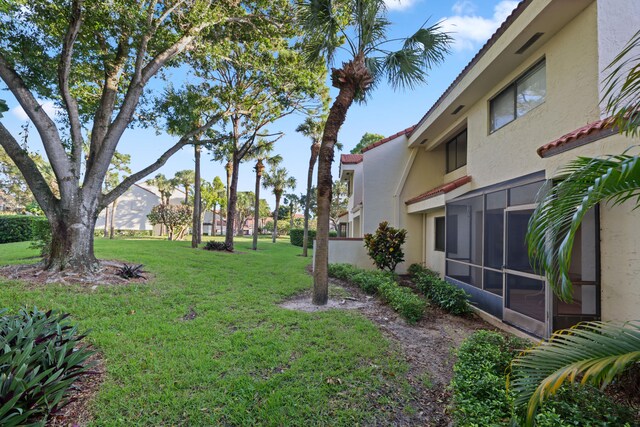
[384,0,418,11]
[11,100,60,121]
[440,0,519,51]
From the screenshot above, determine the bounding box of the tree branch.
[0,54,74,198]
[58,0,84,179]
[0,123,57,216]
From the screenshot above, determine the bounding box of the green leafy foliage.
[0,307,93,426]
[203,241,233,252]
[409,266,471,316]
[0,215,47,244]
[117,264,146,280]
[451,331,636,427]
[28,217,51,256]
[328,263,425,323]
[363,221,407,272]
[290,228,316,247]
[94,230,153,238]
[147,204,191,240]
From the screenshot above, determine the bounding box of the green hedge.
[0,215,48,244]
[93,229,153,238]
[409,263,472,315]
[290,228,336,247]
[328,263,426,324]
[451,330,636,426]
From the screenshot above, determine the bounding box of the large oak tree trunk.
[303,143,319,257]
[224,152,240,250]
[314,58,368,305]
[252,160,264,250]
[192,144,201,248]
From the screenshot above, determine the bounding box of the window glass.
[456,130,467,169]
[490,86,515,131]
[509,181,544,206]
[447,140,457,172]
[517,63,546,117]
[434,217,445,252]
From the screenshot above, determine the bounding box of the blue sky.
[2,0,518,211]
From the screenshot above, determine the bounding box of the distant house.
[95,183,185,235]
[330,0,640,338]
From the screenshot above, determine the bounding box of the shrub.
[117,264,146,280]
[364,221,407,272]
[451,330,636,427]
[328,263,426,323]
[29,218,51,256]
[204,240,233,252]
[93,229,154,238]
[329,230,338,237]
[0,308,94,426]
[290,228,316,248]
[0,215,47,244]
[411,269,471,316]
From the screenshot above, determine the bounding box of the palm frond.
[382,49,427,90]
[296,0,346,64]
[526,153,640,301]
[602,29,640,137]
[509,321,640,426]
[403,23,452,68]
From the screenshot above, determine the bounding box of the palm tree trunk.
[192,144,201,248]
[303,144,319,257]
[224,152,240,250]
[252,160,263,250]
[103,205,109,238]
[289,205,294,230]
[109,200,118,239]
[272,193,281,243]
[313,82,358,305]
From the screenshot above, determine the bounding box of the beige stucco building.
[331,0,640,338]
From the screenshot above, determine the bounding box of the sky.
[2,0,519,211]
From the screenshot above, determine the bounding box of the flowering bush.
[363,221,407,272]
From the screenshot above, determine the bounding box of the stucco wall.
[321,238,374,271]
[424,208,446,276]
[96,185,159,231]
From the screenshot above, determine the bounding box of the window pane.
[447,139,457,172]
[456,130,467,168]
[447,261,482,288]
[509,181,544,206]
[484,206,504,269]
[446,196,483,265]
[435,217,445,252]
[484,269,503,296]
[506,209,535,273]
[506,274,545,322]
[516,62,546,117]
[490,86,515,131]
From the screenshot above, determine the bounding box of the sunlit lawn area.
[0,237,412,425]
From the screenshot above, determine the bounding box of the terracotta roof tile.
[410,0,532,137]
[360,125,416,153]
[537,117,616,158]
[340,153,363,164]
[405,176,472,205]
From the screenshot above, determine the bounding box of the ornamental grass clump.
[0,308,94,426]
[364,222,407,272]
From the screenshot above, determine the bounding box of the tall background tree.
[263,166,296,243]
[284,193,302,230]
[0,0,285,273]
[350,132,385,154]
[297,0,452,304]
[510,29,640,425]
[248,140,282,250]
[330,180,348,231]
[201,176,226,236]
[174,170,196,204]
[102,152,131,239]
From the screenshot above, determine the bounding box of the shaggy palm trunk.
[313,60,365,305]
[192,144,201,249]
[224,153,240,250]
[109,200,118,239]
[272,193,281,243]
[252,160,264,250]
[302,143,319,257]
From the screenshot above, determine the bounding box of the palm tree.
[248,141,282,250]
[174,170,195,204]
[296,115,325,256]
[263,166,296,243]
[284,193,302,230]
[510,30,640,426]
[298,0,451,305]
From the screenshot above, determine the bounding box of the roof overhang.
[408,0,593,150]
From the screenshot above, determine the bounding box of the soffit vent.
[451,105,465,115]
[515,32,544,54]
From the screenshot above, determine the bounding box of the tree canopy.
[350,132,385,154]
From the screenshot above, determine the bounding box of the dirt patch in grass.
[281,278,490,426]
[0,260,151,287]
[46,350,106,427]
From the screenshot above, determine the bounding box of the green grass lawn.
[0,237,412,426]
